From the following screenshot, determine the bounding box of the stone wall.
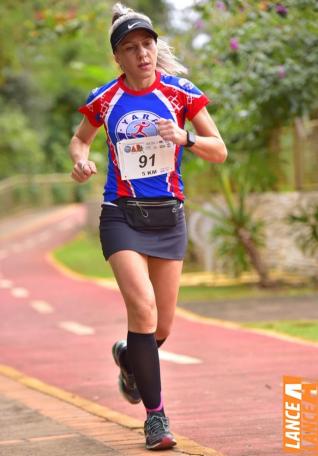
[187,192,318,277]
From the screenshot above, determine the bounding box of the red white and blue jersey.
[78,71,209,202]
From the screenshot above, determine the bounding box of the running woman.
[69,2,227,451]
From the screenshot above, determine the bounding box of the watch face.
[187,131,196,147]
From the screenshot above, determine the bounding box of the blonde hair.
[110,3,188,75]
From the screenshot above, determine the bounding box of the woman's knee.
[126,291,157,332]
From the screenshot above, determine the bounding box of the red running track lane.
[0,204,318,456]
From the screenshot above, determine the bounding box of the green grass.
[53,232,316,297]
[53,232,318,342]
[243,320,318,342]
[53,232,114,278]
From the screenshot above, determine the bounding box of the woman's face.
[114,30,158,81]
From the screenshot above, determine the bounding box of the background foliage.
[181,0,318,194]
[1,0,317,189]
[0,0,169,179]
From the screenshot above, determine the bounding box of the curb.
[0,364,224,456]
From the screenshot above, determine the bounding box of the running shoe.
[144,414,177,450]
[112,340,141,404]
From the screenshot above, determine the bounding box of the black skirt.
[99,201,187,261]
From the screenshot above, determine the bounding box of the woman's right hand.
[71,159,97,183]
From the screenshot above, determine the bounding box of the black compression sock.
[156,338,166,348]
[122,337,166,374]
[120,349,133,374]
[127,331,163,412]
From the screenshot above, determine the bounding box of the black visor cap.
[111,18,158,53]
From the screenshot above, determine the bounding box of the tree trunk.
[268,127,283,190]
[293,117,305,191]
[237,227,271,287]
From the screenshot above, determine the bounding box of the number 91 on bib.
[116,135,175,181]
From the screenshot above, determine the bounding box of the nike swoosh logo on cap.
[128,22,142,29]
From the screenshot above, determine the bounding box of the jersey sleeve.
[78,89,104,128]
[180,79,210,121]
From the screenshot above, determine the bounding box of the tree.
[188,0,318,164]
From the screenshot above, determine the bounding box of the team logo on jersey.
[115,111,160,141]
[178,78,194,91]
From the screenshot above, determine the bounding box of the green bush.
[51,183,73,204]
[0,105,44,179]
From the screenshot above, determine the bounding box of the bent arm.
[69,116,99,163]
[189,107,228,163]
[69,116,99,182]
[157,108,228,163]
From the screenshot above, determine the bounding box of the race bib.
[116,135,175,181]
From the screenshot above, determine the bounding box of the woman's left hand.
[157,118,187,146]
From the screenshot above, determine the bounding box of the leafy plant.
[288,203,318,257]
[191,156,272,287]
[217,168,270,286]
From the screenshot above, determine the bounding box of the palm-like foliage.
[192,158,271,286]
[288,204,318,257]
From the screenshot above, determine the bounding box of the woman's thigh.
[108,250,157,333]
[148,257,183,340]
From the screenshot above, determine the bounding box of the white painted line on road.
[11,287,29,298]
[11,244,23,253]
[37,231,52,242]
[0,250,8,260]
[57,220,74,231]
[58,321,95,336]
[30,300,54,314]
[0,279,13,289]
[159,350,202,365]
[24,239,37,248]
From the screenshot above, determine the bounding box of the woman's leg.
[109,250,163,410]
[109,250,177,449]
[147,257,183,343]
[109,250,157,333]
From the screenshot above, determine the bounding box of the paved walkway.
[1,204,318,456]
[1,372,215,456]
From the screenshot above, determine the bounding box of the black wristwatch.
[185,130,196,148]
